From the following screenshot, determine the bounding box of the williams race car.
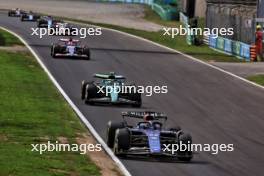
[37,16,63,28]
[81,73,142,107]
[20,11,40,21]
[8,8,26,17]
[51,38,90,59]
[50,22,75,36]
[107,111,193,161]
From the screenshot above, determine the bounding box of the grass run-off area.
[247,75,264,86]
[0,29,100,176]
[57,5,241,62]
[0,28,23,46]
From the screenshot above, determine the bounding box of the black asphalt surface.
[1,11,264,176]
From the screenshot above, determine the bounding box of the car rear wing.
[122,111,167,120]
[94,73,126,80]
[59,39,79,42]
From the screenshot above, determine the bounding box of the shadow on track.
[120,154,208,165]
[90,47,178,55]
[29,44,179,55]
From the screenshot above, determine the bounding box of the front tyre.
[51,45,59,58]
[83,48,90,60]
[177,133,193,162]
[106,121,125,148]
[113,128,130,157]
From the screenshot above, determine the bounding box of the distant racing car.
[107,111,193,161]
[8,8,26,17]
[51,38,90,59]
[50,22,75,36]
[81,73,142,107]
[37,16,63,28]
[20,11,40,21]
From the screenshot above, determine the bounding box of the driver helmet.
[143,114,154,121]
[256,25,262,30]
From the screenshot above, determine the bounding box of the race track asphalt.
[1,11,264,176]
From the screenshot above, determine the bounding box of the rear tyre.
[177,133,192,162]
[106,121,125,148]
[81,81,88,100]
[83,48,90,60]
[84,82,97,105]
[113,128,130,156]
[37,20,45,28]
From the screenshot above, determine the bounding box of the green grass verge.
[55,10,241,63]
[0,35,100,175]
[247,75,264,86]
[0,28,23,46]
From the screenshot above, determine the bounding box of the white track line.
[0,26,132,176]
[67,20,264,91]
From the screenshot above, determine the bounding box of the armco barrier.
[216,37,224,50]
[96,0,177,20]
[240,42,251,61]
[224,38,232,53]
[179,12,188,26]
[209,35,217,48]
[151,3,178,21]
[96,0,153,5]
[232,41,241,56]
[208,35,251,61]
[203,35,209,45]
[179,12,193,45]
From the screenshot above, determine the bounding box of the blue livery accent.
[48,19,52,28]
[145,130,161,153]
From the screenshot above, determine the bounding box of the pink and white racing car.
[51,38,90,59]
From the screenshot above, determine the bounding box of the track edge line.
[0,26,132,176]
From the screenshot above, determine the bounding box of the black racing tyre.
[37,20,45,28]
[37,21,41,28]
[177,133,192,162]
[179,133,192,144]
[83,48,90,60]
[81,80,88,100]
[114,128,130,156]
[84,82,97,104]
[51,45,60,58]
[106,121,125,148]
[50,46,53,56]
